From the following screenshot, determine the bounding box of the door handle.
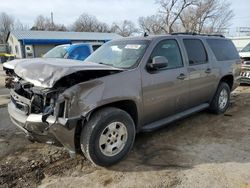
[205,68,211,74]
[177,73,186,80]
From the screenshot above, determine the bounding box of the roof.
[9,30,121,41]
[112,33,227,43]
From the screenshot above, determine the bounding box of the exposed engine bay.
[6,58,124,154]
[9,69,121,119]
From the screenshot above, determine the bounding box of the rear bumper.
[8,101,80,155]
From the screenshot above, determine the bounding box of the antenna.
[144,32,149,37]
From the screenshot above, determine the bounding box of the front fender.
[60,79,105,118]
[59,69,142,124]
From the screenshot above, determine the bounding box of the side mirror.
[148,56,168,70]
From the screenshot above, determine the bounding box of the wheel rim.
[218,88,228,110]
[99,122,128,157]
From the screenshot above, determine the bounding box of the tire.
[80,107,136,166]
[209,82,231,114]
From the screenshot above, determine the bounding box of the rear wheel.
[209,82,230,114]
[80,107,135,166]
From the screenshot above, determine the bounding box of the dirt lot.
[0,64,249,187]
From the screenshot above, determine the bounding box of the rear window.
[206,39,239,61]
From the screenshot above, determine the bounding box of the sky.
[0,0,250,30]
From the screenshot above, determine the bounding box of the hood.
[239,52,250,58]
[3,58,26,70]
[14,58,122,88]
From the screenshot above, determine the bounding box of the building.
[230,36,250,51]
[0,44,8,53]
[7,30,121,58]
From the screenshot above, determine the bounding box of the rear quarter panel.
[204,38,241,93]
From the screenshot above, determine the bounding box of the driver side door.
[141,39,189,125]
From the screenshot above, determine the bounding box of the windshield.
[84,40,149,68]
[43,45,69,58]
[241,43,250,52]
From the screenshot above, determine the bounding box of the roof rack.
[171,32,225,38]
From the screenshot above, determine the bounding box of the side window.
[206,39,239,61]
[68,46,91,61]
[183,39,208,65]
[150,39,183,69]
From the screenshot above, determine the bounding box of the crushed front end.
[8,78,79,156]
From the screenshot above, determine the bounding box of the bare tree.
[72,13,109,32]
[138,15,166,34]
[207,1,234,33]
[0,12,14,43]
[14,19,29,31]
[31,15,67,31]
[72,14,98,32]
[179,0,234,34]
[110,20,138,37]
[156,0,197,33]
[32,15,48,30]
[95,22,110,33]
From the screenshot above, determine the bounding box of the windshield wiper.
[98,62,114,67]
[97,62,124,69]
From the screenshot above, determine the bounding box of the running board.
[141,103,210,132]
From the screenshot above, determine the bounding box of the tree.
[31,15,67,31]
[206,1,234,34]
[110,20,138,37]
[0,12,14,43]
[72,13,109,32]
[32,15,47,30]
[14,19,29,31]
[138,0,233,35]
[138,15,166,34]
[95,22,110,33]
[179,0,234,34]
[156,0,197,33]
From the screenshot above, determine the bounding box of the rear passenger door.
[183,39,215,107]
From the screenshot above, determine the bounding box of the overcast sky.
[1,0,250,29]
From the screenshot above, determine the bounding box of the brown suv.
[8,34,241,166]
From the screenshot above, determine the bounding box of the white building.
[230,36,250,51]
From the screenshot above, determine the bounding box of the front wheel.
[80,107,135,166]
[209,82,231,114]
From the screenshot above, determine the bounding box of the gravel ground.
[0,65,249,187]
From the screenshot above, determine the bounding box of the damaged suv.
[8,34,241,166]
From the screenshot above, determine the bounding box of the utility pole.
[50,12,54,30]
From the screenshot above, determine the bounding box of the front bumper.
[8,99,80,156]
[240,71,250,84]
[240,64,250,84]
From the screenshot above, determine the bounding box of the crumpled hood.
[14,58,122,88]
[3,58,26,70]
